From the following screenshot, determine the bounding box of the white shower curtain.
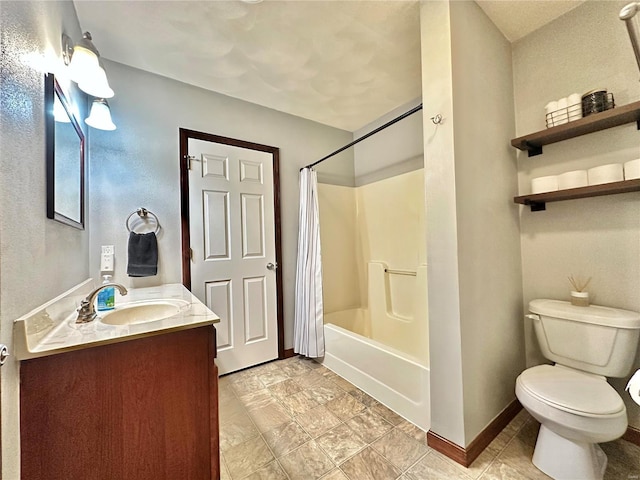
[294,167,324,358]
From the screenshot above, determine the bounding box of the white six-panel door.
[188,138,278,375]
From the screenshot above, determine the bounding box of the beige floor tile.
[325,392,367,421]
[397,419,427,444]
[263,421,311,457]
[231,375,266,396]
[294,370,327,388]
[296,404,342,437]
[251,361,283,375]
[280,389,320,416]
[494,432,551,480]
[220,395,246,418]
[219,374,233,388]
[224,435,274,480]
[602,438,640,479]
[466,446,500,479]
[306,379,346,404]
[220,456,231,480]
[249,402,292,433]
[320,469,350,479]
[405,451,474,480]
[371,427,429,471]
[240,389,277,412]
[280,360,312,377]
[302,358,324,369]
[219,412,260,451]
[370,402,405,426]
[348,388,378,407]
[279,440,336,480]
[317,423,368,464]
[268,378,303,400]
[346,409,394,444]
[258,370,290,387]
[243,460,289,480]
[340,446,402,480]
[219,385,236,401]
[478,458,543,480]
[220,350,636,480]
[329,374,358,393]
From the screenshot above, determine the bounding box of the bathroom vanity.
[14,282,220,479]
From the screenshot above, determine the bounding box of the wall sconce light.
[62,32,114,99]
[85,98,116,131]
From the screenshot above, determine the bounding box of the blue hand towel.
[127,232,158,277]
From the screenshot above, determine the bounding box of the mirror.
[45,73,85,229]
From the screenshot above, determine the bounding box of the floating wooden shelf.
[514,179,640,211]
[511,101,640,157]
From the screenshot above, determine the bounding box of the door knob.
[266,262,277,271]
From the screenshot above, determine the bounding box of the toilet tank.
[529,299,640,377]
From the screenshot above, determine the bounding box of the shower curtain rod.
[301,103,423,171]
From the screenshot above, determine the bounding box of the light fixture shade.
[77,63,114,98]
[85,98,116,131]
[66,32,103,85]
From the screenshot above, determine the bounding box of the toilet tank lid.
[529,299,640,329]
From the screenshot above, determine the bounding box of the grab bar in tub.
[384,268,417,277]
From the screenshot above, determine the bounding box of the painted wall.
[353,98,423,186]
[0,1,89,477]
[513,0,640,430]
[421,0,524,447]
[88,60,353,350]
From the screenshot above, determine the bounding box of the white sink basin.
[99,299,189,326]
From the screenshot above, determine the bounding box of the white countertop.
[14,281,219,360]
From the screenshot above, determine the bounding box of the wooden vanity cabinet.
[20,325,219,480]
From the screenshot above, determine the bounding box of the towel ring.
[126,208,161,234]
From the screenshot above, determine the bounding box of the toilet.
[516,299,640,480]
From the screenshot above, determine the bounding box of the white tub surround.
[14,280,219,360]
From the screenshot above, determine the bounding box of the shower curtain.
[294,167,324,358]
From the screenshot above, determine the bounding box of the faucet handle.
[76,299,97,324]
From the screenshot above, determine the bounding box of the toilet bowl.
[516,300,640,480]
[516,364,627,480]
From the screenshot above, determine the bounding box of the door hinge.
[190,248,194,261]
[184,155,197,170]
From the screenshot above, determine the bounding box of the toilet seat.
[518,365,624,417]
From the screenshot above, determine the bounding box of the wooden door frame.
[179,128,285,360]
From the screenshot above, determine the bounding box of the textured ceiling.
[74,0,422,131]
[74,1,584,132]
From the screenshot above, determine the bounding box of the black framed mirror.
[45,73,85,229]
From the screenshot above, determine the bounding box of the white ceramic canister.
[557,170,588,190]
[587,164,624,185]
[531,175,559,194]
[624,159,640,180]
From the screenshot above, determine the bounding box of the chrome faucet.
[76,283,128,324]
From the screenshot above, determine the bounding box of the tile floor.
[218,356,640,480]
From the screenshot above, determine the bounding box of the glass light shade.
[67,45,99,84]
[77,64,114,98]
[85,99,116,131]
[53,95,71,123]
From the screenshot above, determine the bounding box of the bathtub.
[321,314,430,431]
